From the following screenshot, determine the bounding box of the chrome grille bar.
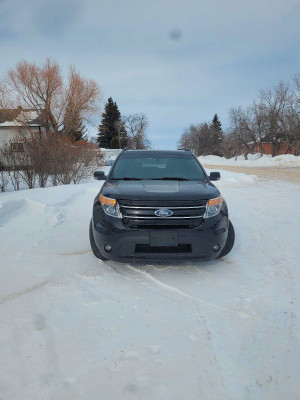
[120,205,206,209]
[123,215,204,219]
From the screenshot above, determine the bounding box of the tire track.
[0,280,49,305]
[108,262,277,327]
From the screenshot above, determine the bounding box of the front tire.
[89,219,108,260]
[218,220,235,258]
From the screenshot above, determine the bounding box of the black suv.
[90,149,235,261]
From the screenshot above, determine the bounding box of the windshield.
[110,155,206,181]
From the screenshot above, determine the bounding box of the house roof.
[0,108,42,127]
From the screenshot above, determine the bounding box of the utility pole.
[118,123,121,149]
[116,121,121,149]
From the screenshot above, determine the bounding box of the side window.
[11,143,24,152]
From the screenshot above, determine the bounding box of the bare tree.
[23,133,50,187]
[62,67,101,139]
[3,59,62,130]
[257,82,290,156]
[69,141,96,184]
[1,59,102,133]
[123,113,150,149]
[250,101,268,156]
[0,132,98,191]
[284,76,300,155]
[32,132,96,186]
[180,76,300,159]
[0,170,9,192]
[179,122,225,156]
[221,131,241,159]
[0,81,14,111]
[18,148,36,189]
[0,141,21,190]
[228,106,258,160]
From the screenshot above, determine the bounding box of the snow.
[0,111,40,127]
[1,170,300,399]
[199,153,300,167]
[0,121,19,127]
[99,148,122,160]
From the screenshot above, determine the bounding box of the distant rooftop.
[0,107,42,127]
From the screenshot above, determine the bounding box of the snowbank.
[199,153,300,167]
[206,169,257,186]
[1,172,300,399]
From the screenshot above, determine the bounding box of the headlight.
[99,194,121,218]
[204,196,223,218]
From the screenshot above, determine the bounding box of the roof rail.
[177,147,190,152]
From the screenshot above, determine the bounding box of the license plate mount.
[150,231,178,247]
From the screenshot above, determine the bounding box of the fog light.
[213,244,220,252]
[104,244,112,252]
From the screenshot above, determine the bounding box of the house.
[243,141,296,156]
[0,107,45,150]
[255,141,296,156]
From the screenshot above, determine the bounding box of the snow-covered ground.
[199,153,300,167]
[0,170,300,399]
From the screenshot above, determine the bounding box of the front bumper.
[92,213,229,262]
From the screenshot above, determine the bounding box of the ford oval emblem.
[155,208,173,217]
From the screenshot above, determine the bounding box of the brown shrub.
[0,132,100,190]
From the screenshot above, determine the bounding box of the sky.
[0,0,300,148]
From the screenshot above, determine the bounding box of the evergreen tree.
[63,105,87,141]
[97,97,123,148]
[110,136,120,149]
[211,114,223,143]
[210,114,223,155]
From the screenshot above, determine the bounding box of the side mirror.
[209,172,221,181]
[94,171,106,180]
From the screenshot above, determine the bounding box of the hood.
[101,180,219,200]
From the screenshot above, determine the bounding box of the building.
[243,141,296,156]
[0,107,45,149]
[255,142,295,156]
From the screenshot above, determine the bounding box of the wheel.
[89,219,108,260]
[218,220,235,258]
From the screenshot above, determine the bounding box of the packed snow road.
[0,170,299,400]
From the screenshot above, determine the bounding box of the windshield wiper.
[151,177,190,181]
[111,177,190,181]
[111,177,142,180]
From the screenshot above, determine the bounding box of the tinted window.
[111,155,205,180]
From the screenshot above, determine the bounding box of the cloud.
[0,0,300,147]
[33,0,82,36]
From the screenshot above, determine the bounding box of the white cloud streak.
[0,0,299,147]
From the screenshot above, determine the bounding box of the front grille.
[119,198,207,229]
[118,199,207,207]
